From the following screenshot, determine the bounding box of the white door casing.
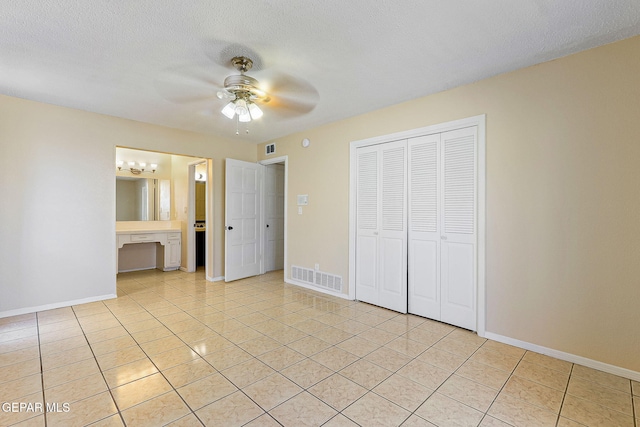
[224,159,262,282]
[265,164,285,272]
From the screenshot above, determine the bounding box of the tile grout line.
[35,312,47,427]
[70,303,129,427]
[473,346,528,427]
[555,363,575,427]
[103,277,209,426]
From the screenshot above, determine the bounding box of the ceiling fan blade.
[257,71,319,117]
[267,96,317,117]
[154,64,224,104]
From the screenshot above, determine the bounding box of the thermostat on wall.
[297,195,309,206]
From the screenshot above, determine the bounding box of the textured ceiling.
[2,1,639,143]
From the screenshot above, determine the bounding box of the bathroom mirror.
[116,177,170,221]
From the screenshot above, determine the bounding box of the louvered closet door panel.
[378,140,407,313]
[355,145,380,306]
[408,134,441,319]
[440,127,477,330]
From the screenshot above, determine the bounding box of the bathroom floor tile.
[488,392,559,427]
[308,374,367,411]
[243,373,303,410]
[121,391,191,427]
[437,374,499,412]
[195,391,264,427]
[560,394,635,427]
[416,392,484,427]
[111,373,173,410]
[372,373,433,411]
[177,372,238,410]
[280,358,334,388]
[269,391,337,427]
[501,375,565,413]
[342,392,411,427]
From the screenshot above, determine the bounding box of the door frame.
[349,115,486,336]
[187,159,212,276]
[259,156,288,276]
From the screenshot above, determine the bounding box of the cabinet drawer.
[131,234,155,242]
[167,232,181,240]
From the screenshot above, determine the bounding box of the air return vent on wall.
[265,143,276,155]
[291,266,343,293]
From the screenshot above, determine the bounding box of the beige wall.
[0,95,256,316]
[258,36,640,372]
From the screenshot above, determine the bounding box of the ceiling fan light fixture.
[221,102,236,119]
[238,109,251,122]
[248,103,263,120]
[234,98,248,116]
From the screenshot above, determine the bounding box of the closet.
[353,118,482,331]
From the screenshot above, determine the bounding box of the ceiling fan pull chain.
[235,115,239,135]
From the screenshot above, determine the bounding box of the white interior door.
[440,127,477,330]
[408,134,441,319]
[355,146,379,306]
[265,164,284,272]
[378,141,407,313]
[225,159,262,282]
[355,141,407,313]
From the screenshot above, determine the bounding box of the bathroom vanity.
[116,221,182,273]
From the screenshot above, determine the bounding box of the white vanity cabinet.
[116,222,182,273]
[162,232,182,270]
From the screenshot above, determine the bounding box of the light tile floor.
[0,269,638,426]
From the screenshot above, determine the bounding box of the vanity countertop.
[116,220,182,235]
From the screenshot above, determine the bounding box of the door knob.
[226,226,233,230]
[266,224,270,228]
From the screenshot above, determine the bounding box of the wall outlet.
[314,263,319,271]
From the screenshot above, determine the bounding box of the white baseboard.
[285,278,352,300]
[0,294,118,319]
[117,266,155,273]
[207,275,225,282]
[484,331,640,382]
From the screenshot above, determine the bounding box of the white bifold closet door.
[408,127,477,331]
[355,140,408,313]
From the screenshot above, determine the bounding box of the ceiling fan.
[216,56,270,123]
[155,48,319,135]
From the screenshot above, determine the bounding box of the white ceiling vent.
[265,143,276,155]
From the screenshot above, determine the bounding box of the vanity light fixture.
[116,160,157,175]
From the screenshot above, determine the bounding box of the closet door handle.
[226,226,234,231]
[441,235,447,240]
[373,232,379,235]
